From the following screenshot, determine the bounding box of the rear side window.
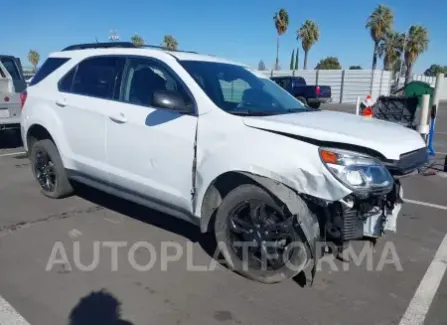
[29,58,70,86]
[70,56,125,99]
[293,77,306,85]
[0,58,20,80]
[58,68,76,92]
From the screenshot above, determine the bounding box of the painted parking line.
[0,294,31,325]
[404,199,447,211]
[399,233,447,325]
[0,151,26,158]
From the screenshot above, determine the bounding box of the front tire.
[214,184,309,284]
[30,139,74,199]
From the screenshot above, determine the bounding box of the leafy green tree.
[131,34,145,47]
[378,31,404,71]
[28,50,40,72]
[258,60,266,71]
[366,5,393,71]
[349,65,362,70]
[424,64,447,77]
[404,25,429,84]
[273,9,289,70]
[294,48,299,70]
[162,35,179,51]
[315,57,342,70]
[290,49,295,69]
[297,20,320,70]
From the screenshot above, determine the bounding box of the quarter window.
[30,58,69,86]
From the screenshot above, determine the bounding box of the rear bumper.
[307,97,332,104]
[0,121,20,130]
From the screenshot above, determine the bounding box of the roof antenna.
[95,37,99,43]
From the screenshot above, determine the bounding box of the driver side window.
[121,58,192,108]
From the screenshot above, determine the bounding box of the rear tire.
[30,139,73,199]
[309,102,321,109]
[296,97,308,106]
[214,184,309,284]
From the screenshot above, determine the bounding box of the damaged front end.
[312,180,403,248]
[313,146,427,248]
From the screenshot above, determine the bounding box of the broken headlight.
[319,148,394,193]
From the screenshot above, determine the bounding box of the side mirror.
[152,90,191,113]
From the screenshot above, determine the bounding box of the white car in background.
[0,55,27,133]
[21,42,428,284]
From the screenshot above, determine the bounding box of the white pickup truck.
[0,55,27,133]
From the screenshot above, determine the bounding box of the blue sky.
[4,0,446,73]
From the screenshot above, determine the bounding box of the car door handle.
[55,99,67,107]
[109,112,127,123]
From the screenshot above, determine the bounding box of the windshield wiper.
[227,110,281,116]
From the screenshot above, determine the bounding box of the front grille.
[340,209,364,241]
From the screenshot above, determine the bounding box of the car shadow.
[68,289,134,325]
[0,129,22,149]
[73,183,218,258]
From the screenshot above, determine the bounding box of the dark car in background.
[271,76,331,109]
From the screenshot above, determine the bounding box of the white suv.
[21,42,428,284]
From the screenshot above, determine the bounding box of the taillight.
[315,86,321,95]
[20,91,27,109]
[4,96,9,102]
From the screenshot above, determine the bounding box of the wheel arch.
[25,122,72,169]
[198,170,321,280]
[26,124,55,150]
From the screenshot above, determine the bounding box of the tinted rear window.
[0,58,21,80]
[29,58,70,86]
[70,56,125,99]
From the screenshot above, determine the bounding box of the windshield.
[0,58,21,80]
[180,60,312,115]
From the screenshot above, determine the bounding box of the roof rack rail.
[62,42,137,51]
[142,45,198,54]
[61,42,199,54]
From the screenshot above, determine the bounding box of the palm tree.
[27,50,40,72]
[273,9,289,70]
[162,35,178,51]
[131,34,145,47]
[404,25,429,84]
[378,31,404,71]
[366,5,393,71]
[297,20,320,70]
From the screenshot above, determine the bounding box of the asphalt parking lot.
[0,103,447,325]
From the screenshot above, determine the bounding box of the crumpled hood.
[243,110,426,160]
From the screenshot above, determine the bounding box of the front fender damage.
[239,172,321,284]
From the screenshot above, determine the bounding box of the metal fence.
[257,69,393,104]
